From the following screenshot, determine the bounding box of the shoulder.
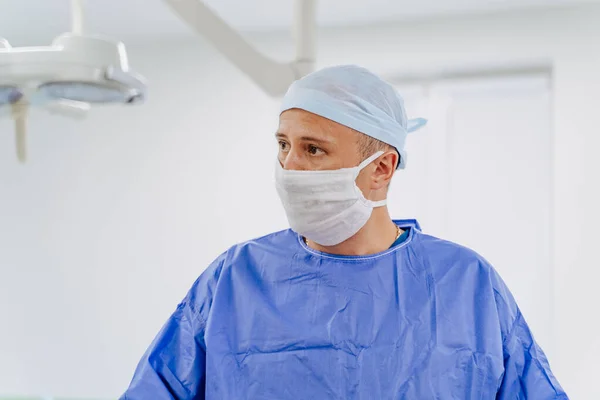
[411,231,513,306]
[411,231,495,278]
[412,230,518,333]
[191,228,297,288]
[182,229,297,319]
[221,228,299,268]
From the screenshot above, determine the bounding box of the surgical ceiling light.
[1,0,315,164]
[0,0,147,163]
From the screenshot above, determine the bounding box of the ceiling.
[0,0,598,43]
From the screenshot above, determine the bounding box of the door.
[390,74,554,356]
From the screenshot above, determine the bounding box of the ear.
[371,151,397,190]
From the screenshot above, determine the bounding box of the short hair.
[356,132,399,169]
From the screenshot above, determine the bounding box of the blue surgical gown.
[121,220,567,399]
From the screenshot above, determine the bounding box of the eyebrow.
[275,132,333,145]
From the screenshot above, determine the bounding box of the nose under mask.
[275,151,387,246]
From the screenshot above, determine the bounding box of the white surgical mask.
[275,151,387,246]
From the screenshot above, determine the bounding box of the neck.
[306,207,400,256]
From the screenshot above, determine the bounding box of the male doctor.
[121,65,567,399]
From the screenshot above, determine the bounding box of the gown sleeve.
[491,269,568,399]
[120,254,226,400]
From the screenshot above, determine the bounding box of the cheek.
[354,169,372,193]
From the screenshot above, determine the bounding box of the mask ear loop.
[353,150,388,207]
[370,199,388,207]
[355,151,385,173]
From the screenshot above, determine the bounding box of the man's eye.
[308,145,323,155]
[278,141,289,151]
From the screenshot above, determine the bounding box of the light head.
[0,34,146,162]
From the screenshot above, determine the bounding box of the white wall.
[0,40,286,398]
[1,4,599,399]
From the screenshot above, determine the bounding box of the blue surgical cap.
[280,65,427,169]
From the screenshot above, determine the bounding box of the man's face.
[276,108,395,198]
[276,109,363,171]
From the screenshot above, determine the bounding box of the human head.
[277,109,397,201]
[276,65,427,200]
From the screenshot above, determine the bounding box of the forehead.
[278,109,357,142]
